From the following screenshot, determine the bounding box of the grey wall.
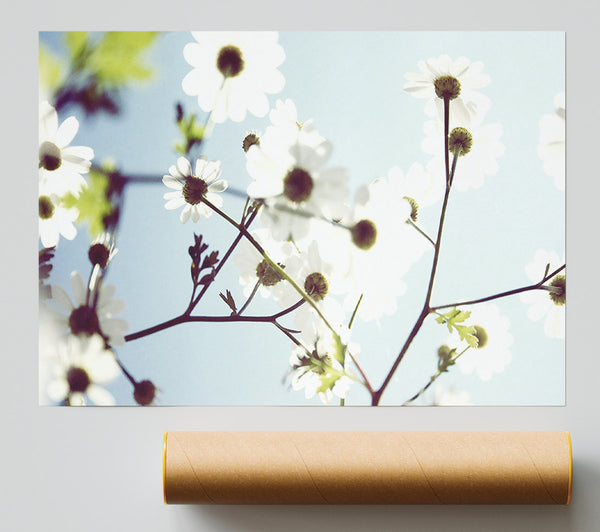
[3,1,598,530]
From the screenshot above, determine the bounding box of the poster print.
[38,32,565,406]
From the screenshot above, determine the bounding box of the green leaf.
[436,307,477,346]
[89,31,159,86]
[455,324,479,348]
[65,32,88,61]
[436,308,471,331]
[62,168,113,236]
[317,372,340,394]
[332,335,346,365]
[175,111,205,155]
[39,45,64,93]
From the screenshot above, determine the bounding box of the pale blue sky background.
[39,31,565,405]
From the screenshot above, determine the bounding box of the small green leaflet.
[455,325,479,348]
[174,104,205,155]
[435,307,479,348]
[317,372,340,394]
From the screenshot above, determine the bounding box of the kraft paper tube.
[163,431,572,505]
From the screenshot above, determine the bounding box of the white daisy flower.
[404,55,491,125]
[284,240,347,330]
[46,334,120,406]
[182,31,285,123]
[537,92,565,191]
[232,228,296,305]
[288,320,355,404]
[39,101,94,197]
[38,190,78,248]
[422,119,504,191]
[246,110,349,242]
[322,172,431,322]
[162,156,228,223]
[50,271,128,347]
[446,303,513,381]
[520,249,565,339]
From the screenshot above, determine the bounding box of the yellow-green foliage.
[62,168,113,236]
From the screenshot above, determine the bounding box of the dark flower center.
[67,366,91,393]
[473,325,488,349]
[434,76,461,100]
[350,219,377,250]
[283,167,314,203]
[39,141,62,171]
[304,272,328,301]
[256,259,283,286]
[88,243,110,269]
[182,177,208,205]
[217,45,245,78]
[69,305,101,336]
[39,195,55,220]
[294,349,331,376]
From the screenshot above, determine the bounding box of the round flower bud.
[472,325,488,349]
[304,272,328,301]
[88,243,110,269]
[448,127,473,156]
[134,379,156,406]
[256,259,284,286]
[39,195,55,220]
[404,196,419,222]
[434,76,461,100]
[437,345,452,361]
[548,275,566,306]
[350,219,377,250]
[242,132,260,152]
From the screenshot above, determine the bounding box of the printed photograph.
[38,31,565,406]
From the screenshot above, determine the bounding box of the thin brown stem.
[125,299,305,343]
[430,264,566,312]
[347,350,374,395]
[186,206,259,313]
[372,97,454,406]
[236,279,261,315]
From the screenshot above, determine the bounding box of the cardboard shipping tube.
[163,431,572,505]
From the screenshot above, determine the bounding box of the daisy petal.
[51,285,74,312]
[55,116,79,148]
[208,180,228,193]
[87,385,116,406]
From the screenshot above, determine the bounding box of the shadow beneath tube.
[183,504,572,532]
